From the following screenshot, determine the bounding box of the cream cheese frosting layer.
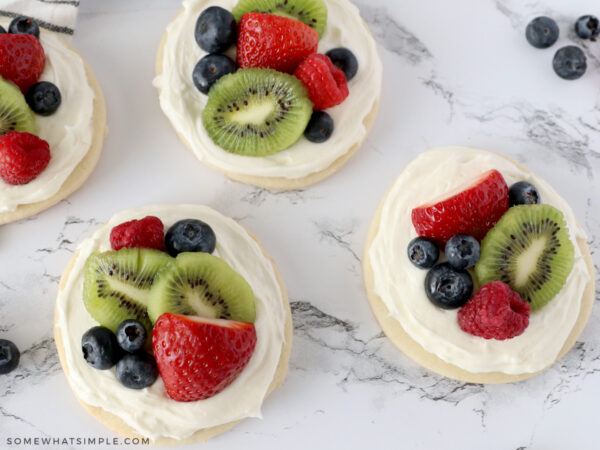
[369,147,590,375]
[154,0,382,179]
[0,29,95,212]
[55,205,287,440]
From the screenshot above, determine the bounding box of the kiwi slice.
[147,252,256,324]
[83,248,173,334]
[233,0,328,37]
[475,204,574,310]
[0,76,36,136]
[202,68,312,156]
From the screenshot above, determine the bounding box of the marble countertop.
[1,0,599,448]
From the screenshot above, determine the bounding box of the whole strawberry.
[0,131,50,185]
[294,54,349,110]
[110,216,166,251]
[0,34,45,93]
[237,12,318,73]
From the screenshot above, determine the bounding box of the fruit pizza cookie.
[363,147,595,383]
[155,0,382,189]
[54,205,292,443]
[0,17,106,224]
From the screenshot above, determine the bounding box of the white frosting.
[55,205,287,440]
[369,147,590,375]
[154,0,382,179]
[0,29,95,212]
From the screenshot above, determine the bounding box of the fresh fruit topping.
[509,181,541,206]
[458,281,530,340]
[195,6,237,53]
[553,46,586,80]
[233,0,328,37]
[445,235,480,270]
[425,263,473,309]
[193,54,236,95]
[407,237,439,269]
[0,76,37,136]
[152,313,257,401]
[411,169,509,245]
[81,326,121,370]
[116,320,147,353]
[294,54,349,110]
[0,131,50,185]
[148,252,256,324]
[475,204,574,310]
[25,81,61,116]
[164,219,216,256]
[8,16,40,38]
[0,339,20,374]
[575,15,599,40]
[237,12,318,73]
[83,248,173,334]
[325,47,358,81]
[525,17,559,49]
[0,34,45,93]
[110,216,165,252]
[304,110,333,143]
[202,68,312,156]
[115,352,158,389]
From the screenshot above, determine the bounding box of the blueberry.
[116,352,158,389]
[553,46,587,80]
[0,25,6,34]
[575,15,599,40]
[116,320,147,353]
[165,219,216,256]
[525,17,559,49]
[304,111,334,143]
[407,237,439,269]
[445,235,480,270]
[509,181,541,206]
[192,54,236,94]
[195,7,236,53]
[325,48,359,81]
[25,82,62,116]
[81,326,121,370]
[0,339,20,375]
[425,263,473,309]
[8,16,40,38]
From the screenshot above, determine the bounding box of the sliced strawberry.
[0,131,50,185]
[110,216,165,251]
[411,169,509,244]
[152,313,257,402]
[294,54,349,110]
[0,34,45,93]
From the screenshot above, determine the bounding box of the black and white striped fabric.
[0,0,79,36]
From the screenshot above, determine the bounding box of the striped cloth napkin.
[0,0,79,36]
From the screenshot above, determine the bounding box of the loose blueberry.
[425,263,473,309]
[116,352,158,389]
[575,15,599,40]
[165,219,216,256]
[304,111,334,143]
[325,48,359,81]
[0,339,20,375]
[25,82,62,116]
[195,7,237,53]
[509,181,541,206]
[0,25,6,34]
[192,54,236,94]
[407,237,439,269]
[8,16,40,38]
[116,320,147,353]
[445,235,480,270]
[525,17,559,49]
[553,46,587,80]
[81,327,121,370]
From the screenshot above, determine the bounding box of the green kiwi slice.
[202,68,312,157]
[233,0,328,37]
[147,252,256,324]
[0,76,37,136]
[83,248,173,334]
[475,204,575,310]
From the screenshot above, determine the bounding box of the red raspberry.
[0,34,45,93]
[0,131,50,185]
[294,54,349,110]
[110,216,166,251]
[458,282,530,340]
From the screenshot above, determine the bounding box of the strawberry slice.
[0,34,45,93]
[110,216,165,251]
[152,313,257,402]
[411,169,509,244]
